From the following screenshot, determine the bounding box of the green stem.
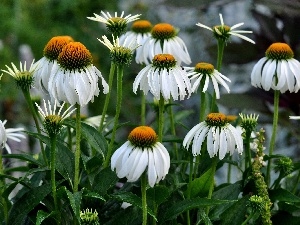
[227,155,232,183]
[50,135,59,223]
[0,149,8,224]
[158,97,165,142]
[104,65,124,168]
[245,130,252,170]
[141,93,146,125]
[200,90,206,122]
[141,173,148,225]
[186,155,194,225]
[266,90,280,186]
[73,104,81,192]
[168,100,178,160]
[99,62,116,132]
[211,39,225,112]
[22,88,47,165]
[206,157,218,215]
[241,211,256,225]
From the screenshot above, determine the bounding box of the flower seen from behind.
[87,11,141,36]
[133,54,192,101]
[111,126,170,187]
[98,35,139,66]
[119,20,152,63]
[196,13,255,44]
[186,62,231,99]
[48,42,109,107]
[183,113,243,160]
[1,60,37,91]
[138,23,191,65]
[251,42,300,93]
[0,119,25,154]
[33,36,74,93]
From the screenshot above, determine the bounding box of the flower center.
[213,25,231,40]
[128,126,158,148]
[131,20,152,33]
[194,62,214,75]
[43,36,74,61]
[57,42,93,71]
[107,17,127,36]
[44,115,62,136]
[265,43,294,60]
[152,54,176,70]
[151,23,176,40]
[205,113,227,127]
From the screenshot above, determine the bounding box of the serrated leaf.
[161,198,234,222]
[7,183,52,225]
[65,188,82,223]
[111,192,157,220]
[83,191,106,202]
[63,119,108,159]
[36,210,55,225]
[92,167,118,194]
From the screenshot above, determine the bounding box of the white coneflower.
[33,36,74,93]
[183,113,243,160]
[98,35,139,66]
[35,99,76,137]
[0,120,25,154]
[48,42,109,107]
[251,42,300,93]
[111,126,170,187]
[87,11,140,36]
[186,62,231,99]
[1,60,37,90]
[133,53,192,101]
[119,20,152,64]
[196,13,255,44]
[138,23,191,65]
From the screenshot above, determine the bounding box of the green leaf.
[161,198,234,222]
[3,153,43,166]
[7,183,52,225]
[111,192,157,220]
[269,188,300,203]
[65,188,82,224]
[210,181,243,220]
[83,190,106,202]
[63,119,108,159]
[92,167,118,194]
[219,195,248,225]
[28,132,75,186]
[36,210,56,225]
[188,168,214,198]
[147,185,170,206]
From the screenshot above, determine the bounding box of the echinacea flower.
[1,60,37,90]
[119,20,152,63]
[133,54,192,101]
[48,42,109,107]
[111,126,170,187]
[33,36,74,93]
[196,13,255,44]
[98,35,139,66]
[138,23,191,65]
[35,99,76,137]
[251,42,300,93]
[0,119,25,154]
[87,11,141,36]
[183,113,243,160]
[186,62,231,99]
